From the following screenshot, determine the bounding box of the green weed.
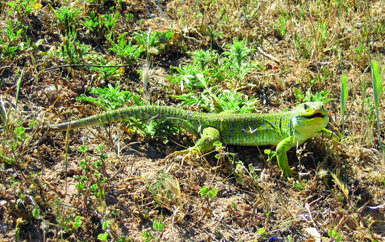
[360,78,376,146]
[147,172,182,214]
[73,143,109,215]
[97,218,112,241]
[55,31,93,65]
[294,180,306,191]
[0,20,30,58]
[171,61,217,92]
[110,34,144,64]
[371,60,384,155]
[294,88,332,103]
[204,26,223,49]
[6,0,40,22]
[275,13,287,39]
[294,33,312,59]
[98,232,109,241]
[199,185,218,221]
[174,79,259,113]
[170,47,259,113]
[200,185,218,201]
[82,11,102,34]
[89,56,122,82]
[340,73,348,134]
[141,231,154,242]
[0,126,29,166]
[76,82,141,110]
[189,49,220,71]
[328,226,342,242]
[135,30,175,55]
[102,11,120,40]
[55,6,81,32]
[222,38,256,88]
[315,21,329,50]
[169,49,222,91]
[257,227,268,240]
[153,216,165,231]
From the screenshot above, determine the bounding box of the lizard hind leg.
[192,127,222,154]
[163,127,222,164]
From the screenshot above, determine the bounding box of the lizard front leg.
[276,136,296,177]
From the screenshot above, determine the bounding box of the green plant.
[174,76,259,113]
[153,216,165,231]
[147,172,182,212]
[294,33,311,59]
[56,31,93,64]
[275,13,287,38]
[6,0,40,22]
[211,89,259,113]
[72,143,109,221]
[102,11,120,40]
[294,180,306,191]
[294,88,332,103]
[141,231,154,242]
[169,49,223,92]
[205,26,223,48]
[315,21,329,50]
[89,56,122,82]
[340,73,348,134]
[189,49,220,71]
[0,126,29,166]
[77,82,142,110]
[200,185,218,201]
[0,20,30,57]
[51,198,85,236]
[354,44,369,63]
[82,11,102,33]
[257,227,268,239]
[360,78,376,146]
[328,226,342,242]
[98,232,109,241]
[55,6,81,32]
[263,149,276,164]
[171,49,258,112]
[97,218,112,241]
[135,30,175,55]
[72,216,83,230]
[171,63,214,91]
[170,47,259,113]
[222,38,256,88]
[371,60,384,155]
[110,34,144,64]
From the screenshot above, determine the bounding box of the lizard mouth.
[301,112,326,119]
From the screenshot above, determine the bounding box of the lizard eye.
[303,104,308,110]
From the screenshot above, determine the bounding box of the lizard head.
[292,102,329,140]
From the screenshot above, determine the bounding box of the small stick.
[257,46,280,64]
[45,63,132,71]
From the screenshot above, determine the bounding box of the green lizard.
[34,102,330,177]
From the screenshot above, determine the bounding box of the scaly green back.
[45,105,300,146]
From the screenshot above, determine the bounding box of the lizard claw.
[281,166,298,178]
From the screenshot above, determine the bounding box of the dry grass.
[0,0,385,241]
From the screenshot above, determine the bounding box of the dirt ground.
[1,0,385,241]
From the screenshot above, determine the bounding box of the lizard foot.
[163,147,201,165]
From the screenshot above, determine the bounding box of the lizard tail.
[45,106,205,131]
